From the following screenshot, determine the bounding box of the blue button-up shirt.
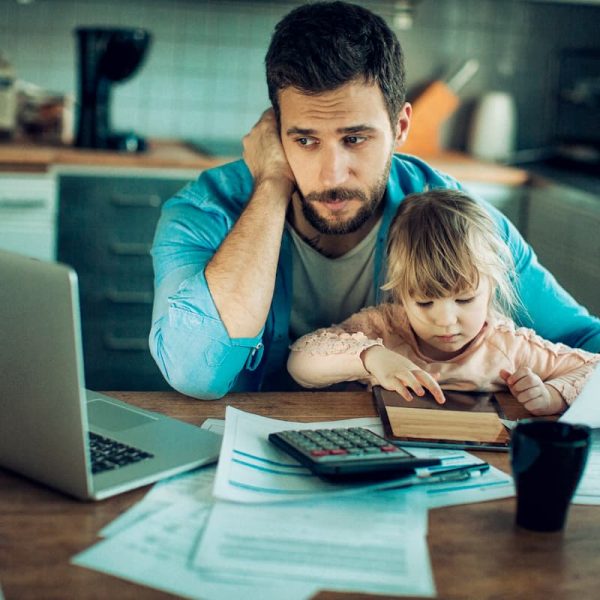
[150,154,600,399]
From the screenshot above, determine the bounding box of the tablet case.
[373,386,510,452]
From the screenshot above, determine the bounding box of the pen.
[387,462,491,490]
[426,463,490,484]
[421,462,490,479]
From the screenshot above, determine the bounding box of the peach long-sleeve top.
[287,303,600,404]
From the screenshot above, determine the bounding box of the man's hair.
[265,1,406,125]
[382,189,520,318]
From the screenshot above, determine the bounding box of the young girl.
[287,189,600,416]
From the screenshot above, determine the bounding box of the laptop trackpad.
[87,399,157,432]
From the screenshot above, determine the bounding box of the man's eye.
[345,135,366,145]
[296,137,317,147]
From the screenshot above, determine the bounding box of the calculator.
[268,427,441,480]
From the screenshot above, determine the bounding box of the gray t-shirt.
[287,218,382,342]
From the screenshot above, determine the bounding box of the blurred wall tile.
[0,0,597,151]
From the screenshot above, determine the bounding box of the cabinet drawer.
[61,238,155,280]
[0,173,57,260]
[58,175,190,236]
[58,174,191,278]
[57,172,193,391]
[77,270,155,301]
[80,293,154,323]
[81,318,170,391]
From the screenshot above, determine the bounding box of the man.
[149,1,600,399]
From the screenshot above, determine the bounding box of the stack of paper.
[73,407,516,599]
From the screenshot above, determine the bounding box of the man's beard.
[297,152,393,235]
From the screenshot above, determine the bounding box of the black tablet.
[373,386,510,451]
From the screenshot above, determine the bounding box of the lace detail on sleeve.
[499,321,600,404]
[507,323,598,363]
[546,358,600,404]
[290,329,384,356]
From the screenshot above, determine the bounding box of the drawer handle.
[105,289,153,304]
[109,242,152,256]
[103,334,149,351]
[0,198,47,209]
[110,193,161,208]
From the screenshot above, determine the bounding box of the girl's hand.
[500,367,567,415]
[362,346,445,404]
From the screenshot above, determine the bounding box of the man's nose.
[319,145,349,188]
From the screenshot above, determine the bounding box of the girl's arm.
[287,305,445,402]
[497,324,600,415]
[286,308,387,388]
[500,367,568,415]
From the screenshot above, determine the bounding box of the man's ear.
[394,103,412,150]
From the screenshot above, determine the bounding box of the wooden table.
[1,391,598,600]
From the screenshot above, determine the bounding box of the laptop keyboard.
[88,432,154,475]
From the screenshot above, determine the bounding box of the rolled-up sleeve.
[149,165,264,399]
[150,268,263,399]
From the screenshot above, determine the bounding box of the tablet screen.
[373,387,510,449]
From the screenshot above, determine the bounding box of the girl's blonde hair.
[382,189,519,318]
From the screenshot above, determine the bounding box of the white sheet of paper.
[212,407,514,506]
[560,364,600,505]
[101,465,217,537]
[101,419,223,538]
[213,407,422,502]
[573,430,600,505]
[202,418,226,435]
[100,496,171,538]
[74,500,318,600]
[194,489,435,597]
[560,363,600,428]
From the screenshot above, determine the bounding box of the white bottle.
[467,91,517,163]
[0,53,17,139]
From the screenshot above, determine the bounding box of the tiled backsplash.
[1,0,598,151]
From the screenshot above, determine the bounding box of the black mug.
[510,420,591,532]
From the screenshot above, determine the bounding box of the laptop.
[0,250,222,500]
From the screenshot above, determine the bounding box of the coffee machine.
[75,27,151,152]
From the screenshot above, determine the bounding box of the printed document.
[561,363,600,505]
[193,488,435,597]
[74,499,318,600]
[560,363,600,428]
[213,407,514,505]
[573,430,600,505]
[74,410,513,599]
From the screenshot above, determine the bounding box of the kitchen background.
[1,0,598,391]
[1,0,599,152]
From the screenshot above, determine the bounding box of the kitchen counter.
[419,151,529,187]
[517,160,600,197]
[0,139,529,185]
[0,139,229,173]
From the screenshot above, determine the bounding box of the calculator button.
[330,449,348,455]
[310,449,330,456]
[381,445,398,452]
